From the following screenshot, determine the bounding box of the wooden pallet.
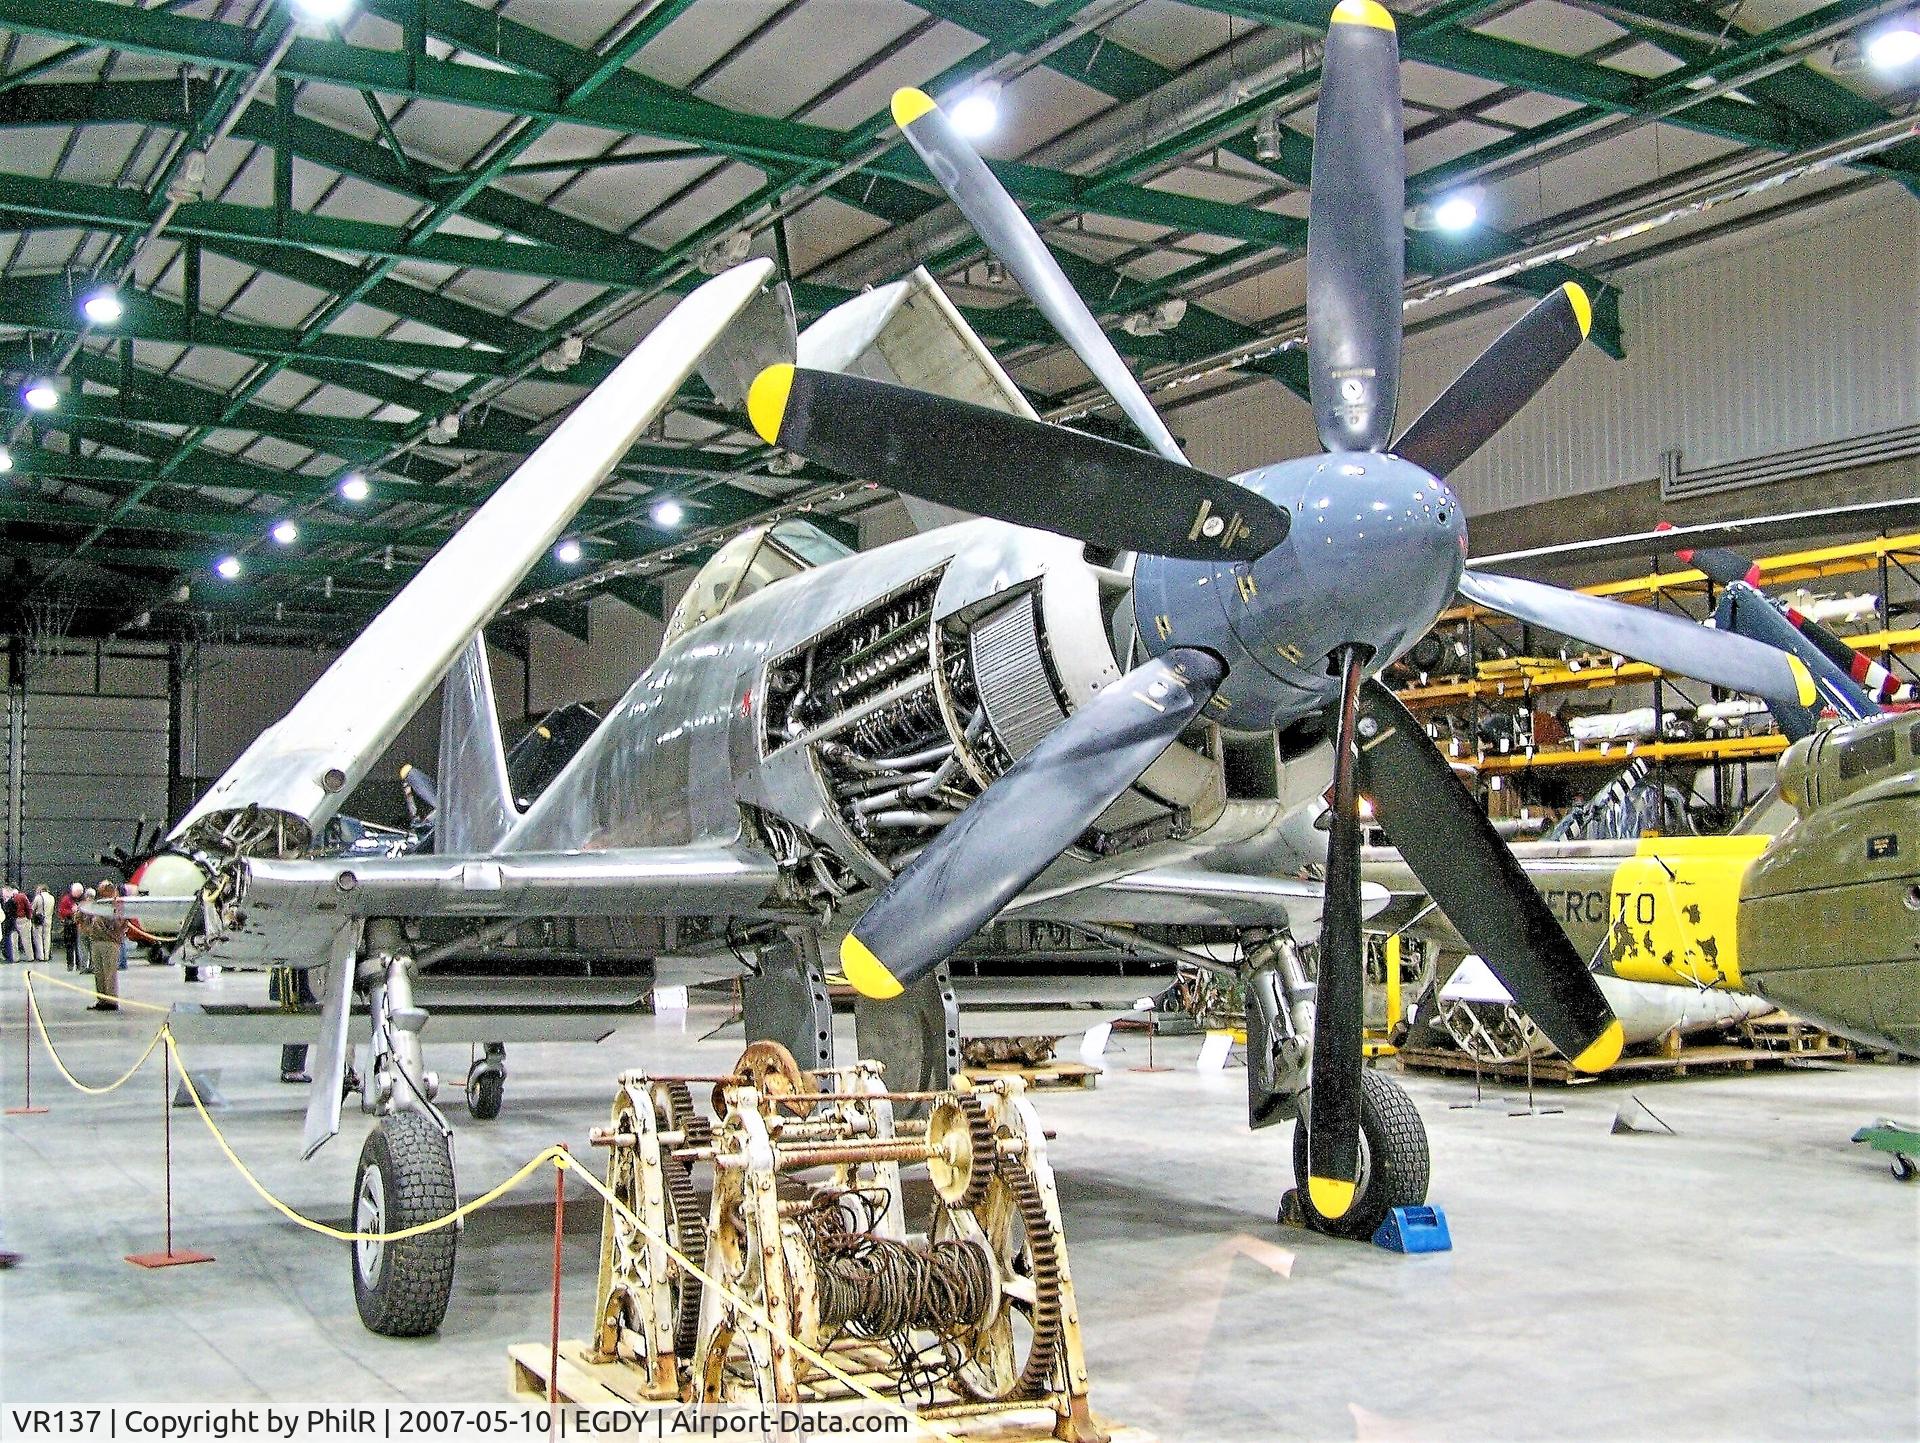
[957,1059,1100,1091]
[1397,1038,1853,1085]
[1738,1015,1856,1055]
[508,1342,1152,1441]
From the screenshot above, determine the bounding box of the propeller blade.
[891,88,1187,465]
[1307,0,1404,453]
[1306,646,1368,1220]
[840,648,1226,999]
[748,365,1286,561]
[1670,530,1909,705]
[1458,569,1818,708]
[1355,678,1623,1069]
[1392,284,1593,478]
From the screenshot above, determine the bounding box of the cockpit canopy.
[662,518,853,649]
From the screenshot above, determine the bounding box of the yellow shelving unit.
[1400,530,1919,781]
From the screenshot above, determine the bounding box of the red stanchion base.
[4,1105,49,1115]
[1127,1066,1174,1074]
[126,1249,214,1269]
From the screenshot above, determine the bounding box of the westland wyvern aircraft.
[124,0,1819,1338]
[1368,535,1920,1061]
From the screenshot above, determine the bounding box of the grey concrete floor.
[2,963,1916,1442]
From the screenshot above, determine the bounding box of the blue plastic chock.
[1372,1204,1452,1254]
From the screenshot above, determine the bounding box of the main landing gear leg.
[1248,933,1432,1240]
[351,922,457,1336]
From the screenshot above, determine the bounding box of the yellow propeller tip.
[1331,0,1395,31]
[1787,655,1817,708]
[840,934,904,1000]
[746,363,795,446]
[891,88,937,129]
[1571,1018,1625,1074]
[1308,1175,1357,1218]
[1560,281,1593,338]
[399,763,412,779]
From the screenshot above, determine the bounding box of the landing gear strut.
[350,926,458,1336]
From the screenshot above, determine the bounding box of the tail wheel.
[1291,1070,1429,1241]
[352,1112,458,1336]
[465,1067,504,1121]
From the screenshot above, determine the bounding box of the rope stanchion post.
[549,1143,567,1425]
[127,1030,213,1269]
[6,987,49,1115]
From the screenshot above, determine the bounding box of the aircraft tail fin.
[436,638,518,855]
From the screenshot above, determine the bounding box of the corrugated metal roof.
[0,0,1910,648]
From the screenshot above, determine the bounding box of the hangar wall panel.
[1176,186,1919,516]
[6,652,170,890]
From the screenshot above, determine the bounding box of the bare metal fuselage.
[504,518,1324,896]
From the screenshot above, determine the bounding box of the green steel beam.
[0,267,532,375]
[0,0,1338,250]
[0,493,375,541]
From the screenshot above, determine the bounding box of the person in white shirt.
[29,885,53,961]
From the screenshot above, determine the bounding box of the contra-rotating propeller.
[747,0,1816,1219]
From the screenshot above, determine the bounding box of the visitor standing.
[30,885,53,962]
[58,883,82,970]
[6,886,31,965]
[82,881,125,1011]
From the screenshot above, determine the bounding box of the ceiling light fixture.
[1409,185,1484,232]
[1865,19,1920,69]
[271,519,299,545]
[292,0,356,22]
[0,446,11,474]
[950,82,1002,139]
[1254,108,1286,163]
[215,555,242,580]
[1432,192,1481,232]
[555,537,583,564]
[339,472,370,501]
[650,498,685,528]
[23,378,60,411]
[82,285,124,326]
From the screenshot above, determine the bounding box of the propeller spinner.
[744,0,1829,1217]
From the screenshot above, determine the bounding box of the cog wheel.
[655,1081,709,1357]
[941,1154,1065,1404]
[927,1096,996,1209]
[723,1039,819,1118]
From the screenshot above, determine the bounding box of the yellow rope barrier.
[21,971,169,1094]
[26,965,172,1012]
[10,968,975,1438]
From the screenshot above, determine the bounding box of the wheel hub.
[356,1163,386,1283]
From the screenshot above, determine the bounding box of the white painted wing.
[172,260,778,849]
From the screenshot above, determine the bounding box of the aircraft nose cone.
[1252,453,1466,672]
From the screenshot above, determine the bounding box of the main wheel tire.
[465,1068,504,1121]
[1291,1070,1430,1241]
[352,1112,458,1336]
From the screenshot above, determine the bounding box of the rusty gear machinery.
[587,1045,1104,1441]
